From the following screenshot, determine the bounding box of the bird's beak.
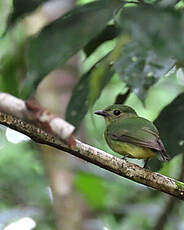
[94,110,109,117]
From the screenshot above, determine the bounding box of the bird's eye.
[113,110,121,116]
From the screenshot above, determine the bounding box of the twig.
[0,93,75,140]
[0,98,184,200]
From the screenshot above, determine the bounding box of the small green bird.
[95,104,169,167]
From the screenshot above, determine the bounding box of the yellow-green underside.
[105,136,155,159]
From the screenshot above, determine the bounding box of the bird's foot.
[121,154,129,160]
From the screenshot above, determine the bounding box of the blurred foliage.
[0,131,55,229]
[74,172,107,209]
[21,0,122,98]
[0,27,26,96]
[114,42,175,100]
[156,92,184,156]
[66,54,114,127]
[118,5,184,61]
[0,1,11,36]
[1,0,184,229]
[7,0,48,29]
[84,25,121,57]
[114,89,131,104]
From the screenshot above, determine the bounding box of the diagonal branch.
[0,93,184,200]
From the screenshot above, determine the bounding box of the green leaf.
[114,88,131,104]
[66,56,114,128]
[88,60,114,109]
[114,42,175,101]
[118,6,184,61]
[87,36,129,109]
[155,93,184,157]
[0,29,26,96]
[21,0,122,98]
[0,56,19,96]
[150,93,184,171]
[83,24,121,57]
[65,71,90,128]
[74,172,106,209]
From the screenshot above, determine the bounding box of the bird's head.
[94,104,137,124]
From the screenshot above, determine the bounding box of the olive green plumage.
[95,104,169,162]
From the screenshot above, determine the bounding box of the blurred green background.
[1,0,184,230]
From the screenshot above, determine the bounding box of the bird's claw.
[121,154,129,160]
[143,159,150,169]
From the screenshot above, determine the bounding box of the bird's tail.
[157,139,170,162]
[160,151,170,162]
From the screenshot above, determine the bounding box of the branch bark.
[0,93,184,200]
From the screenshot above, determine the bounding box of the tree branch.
[0,93,184,200]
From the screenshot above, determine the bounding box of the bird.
[94,104,169,168]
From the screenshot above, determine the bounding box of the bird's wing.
[107,117,165,153]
